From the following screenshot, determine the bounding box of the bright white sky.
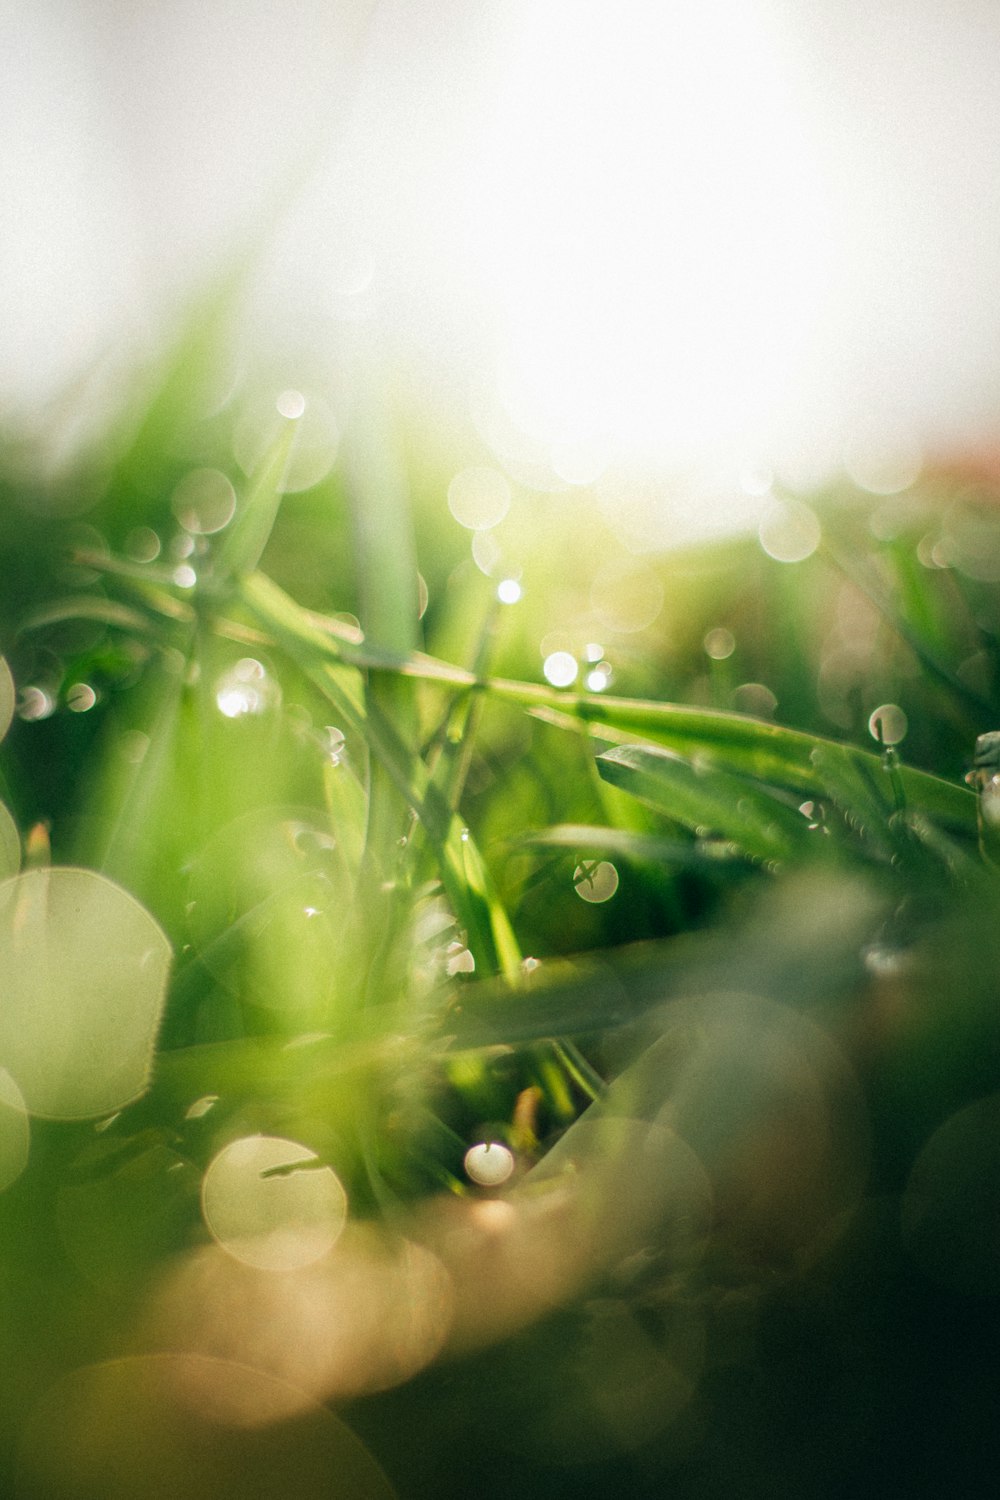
[4,0,1000,525]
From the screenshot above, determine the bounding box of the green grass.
[2,317,1000,1497]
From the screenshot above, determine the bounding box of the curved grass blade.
[225,582,977,836]
[436,870,885,1050]
[595,744,812,862]
[516,822,753,870]
[19,596,156,636]
[524,697,976,835]
[216,418,298,581]
[342,384,420,872]
[807,742,899,861]
[240,572,520,982]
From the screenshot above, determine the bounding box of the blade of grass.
[341,382,421,877]
[215,417,299,581]
[19,596,157,636]
[240,572,520,982]
[227,580,977,833]
[516,823,754,870]
[807,742,899,861]
[436,870,885,1049]
[595,743,813,862]
[241,571,599,1103]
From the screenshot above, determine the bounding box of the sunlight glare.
[470,0,831,503]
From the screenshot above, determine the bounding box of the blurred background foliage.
[1,293,1000,1498]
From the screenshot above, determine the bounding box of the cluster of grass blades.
[3,327,1000,1497]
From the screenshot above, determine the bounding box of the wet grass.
[3,322,1000,1496]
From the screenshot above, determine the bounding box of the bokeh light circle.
[464,1142,515,1186]
[202,1134,348,1271]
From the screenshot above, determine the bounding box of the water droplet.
[916,533,945,569]
[844,433,922,496]
[19,686,55,722]
[585,664,612,692]
[703,626,736,660]
[323,726,346,763]
[217,686,260,718]
[215,659,278,719]
[172,564,197,590]
[276,389,307,420]
[868,703,907,746]
[119,731,150,765]
[67,682,97,713]
[573,860,620,903]
[543,651,578,688]
[446,943,475,976]
[497,578,522,604]
[0,868,171,1118]
[464,1141,515,1187]
[201,1134,348,1271]
[185,1095,219,1120]
[732,682,777,718]
[291,824,335,857]
[863,944,907,979]
[171,468,237,536]
[124,526,161,562]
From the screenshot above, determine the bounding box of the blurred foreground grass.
[2,309,1000,1497]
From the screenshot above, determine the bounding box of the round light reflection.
[758,499,821,563]
[202,1134,348,1271]
[448,466,512,531]
[574,861,620,903]
[464,1142,515,1187]
[543,651,578,688]
[171,468,237,536]
[868,703,907,746]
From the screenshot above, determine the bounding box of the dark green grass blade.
[240,571,521,981]
[342,386,421,871]
[807,742,900,860]
[516,823,753,870]
[435,870,884,1049]
[595,744,812,861]
[228,580,977,834]
[525,697,976,834]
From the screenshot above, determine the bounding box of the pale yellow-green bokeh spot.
[0,656,13,743]
[0,868,171,1119]
[0,802,20,881]
[0,1068,29,1192]
[202,1134,348,1272]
